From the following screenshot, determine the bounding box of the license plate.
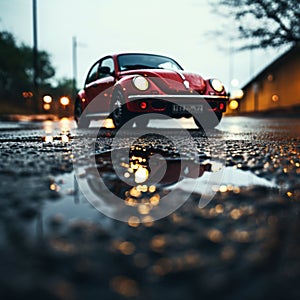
[172,104,203,113]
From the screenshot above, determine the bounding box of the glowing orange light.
[43,103,51,110]
[22,91,33,98]
[60,96,70,106]
[229,100,239,110]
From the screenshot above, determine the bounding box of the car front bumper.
[126,94,229,115]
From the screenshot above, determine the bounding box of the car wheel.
[193,112,222,129]
[75,99,90,129]
[111,90,126,128]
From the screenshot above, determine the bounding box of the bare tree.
[211,0,300,49]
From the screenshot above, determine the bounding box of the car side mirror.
[98,66,111,75]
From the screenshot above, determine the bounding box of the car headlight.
[210,79,224,93]
[133,76,149,91]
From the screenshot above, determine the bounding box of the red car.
[74,53,229,129]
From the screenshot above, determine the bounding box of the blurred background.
[0,0,299,118]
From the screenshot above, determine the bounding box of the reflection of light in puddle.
[169,165,277,195]
[43,120,53,134]
[89,118,115,129]
[61,134,69,143]
[42,118,74,143]
[148,118,197,129]
[134,165,149,183]
[44,135,53,143]
[44,135,69,143]
[225,125,243,134]
[59,117,72,133]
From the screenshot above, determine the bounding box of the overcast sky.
[0,0,285,91]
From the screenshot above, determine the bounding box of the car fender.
[114,74,165,99]
[76,89,89,109]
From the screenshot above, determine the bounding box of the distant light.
[231,78,239,87]
[22,91,33,99]
[231,89,244,99]
[229,100,239,110]
[43,95,52,103]
[272,94,279,102]
[60,96,70,106]
[43,103,51,110]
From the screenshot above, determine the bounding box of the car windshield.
[118,54,183,72]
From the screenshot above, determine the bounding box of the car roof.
[110,52,174,59]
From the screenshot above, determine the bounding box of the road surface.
[0,115,299,300]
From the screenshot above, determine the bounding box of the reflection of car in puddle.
[74,133,224,221]
[128,145,211,185]
[88,142,212,208]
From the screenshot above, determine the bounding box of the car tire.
[111,89,126,129]
[193,112,222,129]
[75,99,90,129]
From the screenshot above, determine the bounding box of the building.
[238,44,300,113]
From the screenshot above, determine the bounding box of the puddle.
[71,138,280,223]
[35,154,278,234]
[169,165,278,195]
[34,139,278,228]
[32,172,114,237]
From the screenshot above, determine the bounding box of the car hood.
[119,69,206,93]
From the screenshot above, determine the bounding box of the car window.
[118,54,183,71]
[98,57,114,79]
[158,61,180,71]
[86,63,99,84]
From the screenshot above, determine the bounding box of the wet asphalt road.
[0,116,300,300]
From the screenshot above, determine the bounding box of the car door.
[84,57,115,113]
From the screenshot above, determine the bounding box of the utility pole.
[32,0,39,113]
[228,38,235,93]
[72,36,77,100]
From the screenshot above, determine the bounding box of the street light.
[231,89,244,100]
[229,99,239,110]
[43,103,51,111]
[43,95,52,104]
[231,78,239,87]
[60,96,70,107]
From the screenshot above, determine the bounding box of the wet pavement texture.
[0,116,300,300]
